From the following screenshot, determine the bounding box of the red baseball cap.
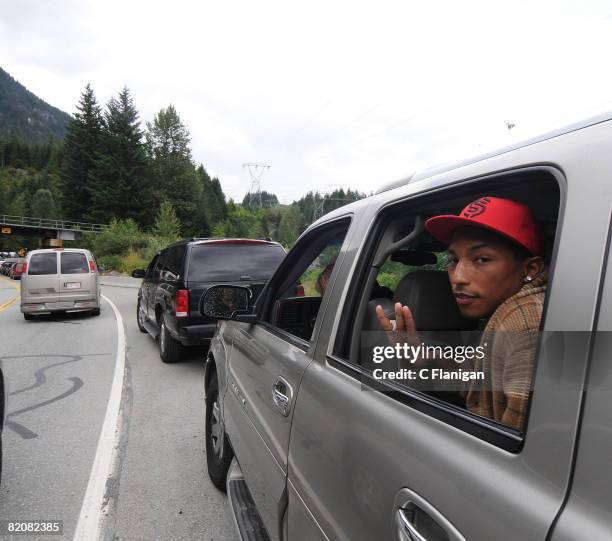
[425,197,543,256]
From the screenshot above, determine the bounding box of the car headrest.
[393,270,477,331]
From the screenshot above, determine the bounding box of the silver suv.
[20,248,100,320]
[202,114,612,541]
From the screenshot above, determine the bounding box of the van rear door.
[59,251,95,300]
[24,252,59,304]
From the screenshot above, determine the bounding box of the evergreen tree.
[208,177,228,222]
[242,190,279,210]
[277,205,302,247]
[0,175,8,214]
[61,84,105,221]
[30,188,58,219]
[88,87,153,226]
[153,201,181,239]
[257,207,283,240]
[145,105,196,232]
[212,204,261,238]
[190,170,211,237]
[191,165,230,236]
[6,192,27,216]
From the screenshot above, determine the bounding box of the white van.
[20,248,101,320]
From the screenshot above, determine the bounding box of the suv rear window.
[29,253,57,275]
[61,252,89,274]
[187,244,285,282]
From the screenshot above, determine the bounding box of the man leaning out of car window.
[376,197,547,432]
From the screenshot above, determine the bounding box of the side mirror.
[132,268,146,278]
[202,285,252,320]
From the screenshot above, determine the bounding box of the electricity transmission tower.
[243,162,270,210]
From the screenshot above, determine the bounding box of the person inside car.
[315,263,334,295]
[376,196,546,431]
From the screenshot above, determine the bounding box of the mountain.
[0,66,72,143]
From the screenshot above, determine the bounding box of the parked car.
[132,238,286,363]
[20,248,100,320]
[1,259,17,276]
[9,258,27,280]
[201,113,612,541]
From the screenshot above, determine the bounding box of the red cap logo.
[462,197,492,218]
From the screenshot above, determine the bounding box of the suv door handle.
[272,376,293,416]
[397,509,428,541]
[394,488,465,541]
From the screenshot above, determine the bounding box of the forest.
[0,84,364,272]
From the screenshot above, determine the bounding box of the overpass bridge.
[0,214,107,248]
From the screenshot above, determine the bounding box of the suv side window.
[261,218,350,344]
[145,254,159,279]
[332,173,561,447]
[151,254,164,281]
[165,246,184,275]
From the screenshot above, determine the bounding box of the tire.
[159,318,182,363]
[91,308,101,316]
[23,313,34,321]
[206,373,233,491]
[136,298,147,333]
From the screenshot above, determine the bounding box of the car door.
[286,164,604,540]
[145,254,164,322]
[223,216,355,541]
[550,217,612,540]
[23,251,59,305]
[140,254,159,320]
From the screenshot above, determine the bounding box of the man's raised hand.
[375,302,421,346]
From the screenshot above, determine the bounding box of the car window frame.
[149,254,163,281]
[254,216,353,352]
[145,254,159,279]
[328,166,565,452]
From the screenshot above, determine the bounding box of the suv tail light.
[89,260,97,272]
[18,262,27,274]
[175,289,189,318]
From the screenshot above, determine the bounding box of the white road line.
[73,294,126,541]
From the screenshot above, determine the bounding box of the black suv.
[132,238,286,362]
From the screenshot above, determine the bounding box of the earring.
[525,276,532,282]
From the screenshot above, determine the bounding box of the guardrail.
[0,214,107,232]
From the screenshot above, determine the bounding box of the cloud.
[2,0,612,203]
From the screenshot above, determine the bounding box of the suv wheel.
[23,313,34,321]
[159,319,182,363]
[136,298,147,333]
[206,372,233,491]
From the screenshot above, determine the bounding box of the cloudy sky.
[2,0,612,203]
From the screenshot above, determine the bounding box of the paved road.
[0,275,237,541]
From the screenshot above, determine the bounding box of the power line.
[312,184,355,221]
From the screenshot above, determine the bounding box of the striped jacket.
[466,272,547,432]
